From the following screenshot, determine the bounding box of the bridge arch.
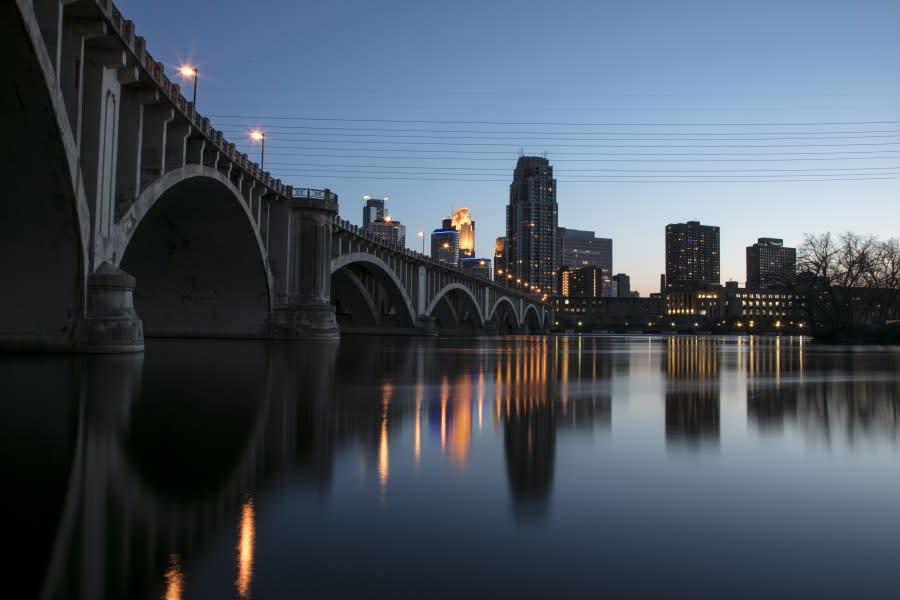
[488,297,522,333]
[522,304,543,333]
[116,166,273,337]
[0,3,90,350]
[425,283,486,333]
[331,253,417,330]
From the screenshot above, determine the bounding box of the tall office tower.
[451,207,476,258]
[665,221,720,289]
[367,215,406,247]
[558,227,612,295]
[506,156,558,293]
[494,237,507,282]
[746,237,796,289]
[431,228,460,265]
[362,195,386,227]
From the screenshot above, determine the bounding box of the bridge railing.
[94,0,287,197]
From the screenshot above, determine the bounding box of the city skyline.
[119,0,900,295]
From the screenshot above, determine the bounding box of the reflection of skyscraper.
[504,401,555,521]
[664,337,720,446]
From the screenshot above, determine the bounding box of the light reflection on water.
[3,335,900,598]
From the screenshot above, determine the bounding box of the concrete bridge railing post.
[270,189,340,340]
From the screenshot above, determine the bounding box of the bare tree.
[797,232,899,338]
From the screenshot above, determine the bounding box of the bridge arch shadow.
[0,4,88,350]
[117,167,272,337]
[426,284,486,334]
[331,255,417,332]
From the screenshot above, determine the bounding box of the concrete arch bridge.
[1,0,548,352]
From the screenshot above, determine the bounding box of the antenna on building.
[519,146,525,157]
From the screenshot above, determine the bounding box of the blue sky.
[119,0,900,295]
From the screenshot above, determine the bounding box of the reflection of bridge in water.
[5,337,612,598]
[1,0,548,353]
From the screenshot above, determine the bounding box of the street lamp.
[250,129,265,171]
[417,231,425,254]
[178,65,199,107]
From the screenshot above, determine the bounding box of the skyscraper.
[746,237,796,289]
[431,228,459,265]
[506,156,558,293]
[558,227,613,295]
[451,207,475,258]
[362,195,386,227]
[665,221,720,289]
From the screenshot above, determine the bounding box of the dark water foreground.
[4,335,900,599]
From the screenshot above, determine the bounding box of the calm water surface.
[5,335,900,599]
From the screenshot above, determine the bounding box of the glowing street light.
[417,231,425,254]
[178,65,199,107]
[250,129,265,171]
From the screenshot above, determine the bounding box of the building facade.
[558,227,613,296]
[746,237,796,289]
[494,237,506,282]
[366,216,406,247]
[558,266,609,298]
[612,273,631,298]
[461,257,492,279]
[451,207,476,258]
[431,228,459,265]
[665,221,720,289]
[507,156,559,294]
[362,195,386,228]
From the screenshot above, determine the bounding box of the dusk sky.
[119,0,900,295]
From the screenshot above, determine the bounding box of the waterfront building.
[665,221,720,289]
[506,156,558,293]
[746,237,796,289]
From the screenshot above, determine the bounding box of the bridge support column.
[77,262,144,352]
[270,193,340,340]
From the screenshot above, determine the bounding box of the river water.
[5,335,900,599]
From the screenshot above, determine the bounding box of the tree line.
[797,232,900,341]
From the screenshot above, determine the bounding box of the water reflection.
[665,337,720,448]
[745,339,900,445]
[3,335,900,598]
[235,498,255,599]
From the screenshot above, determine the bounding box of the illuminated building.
[507,156,559,294]
[665,221,720,289]
[451,207,476,258]
[366,215,406,247]
[461,257,492,279]
[746,237,796,289]
[431,228,459,265]
[558,266,608,298]
[361,194,386,227]
[494,237,506,282]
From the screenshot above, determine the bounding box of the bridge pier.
[270,190,340,340]
[77,262,144,353]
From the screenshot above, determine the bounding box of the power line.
[209,114,900,127]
